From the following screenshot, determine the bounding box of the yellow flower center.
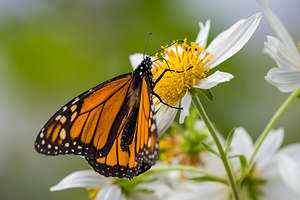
[159,133,204,167]
[298,42,300,51]
[152,38,212,105]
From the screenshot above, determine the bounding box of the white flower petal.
[277,153,300,197]
[206,13,262,69]
[201,151,225,176]
[179,92,191,124]
[230,127,253,160]
[265,67,300,92]
[155,104,178,137]
[130,193,158,200]
[50,170,110,191]
[96,185,124,200]
[256,128,284,169]
[130,53,144,70]
[263,36,300,69]
[279,144,300,164]
[166,182,228,200]
[277,144,300,196]
[257,0,299,58]
[194,71,234,89]
[258,156,279,178]
[138,181,172,200]
[261,172,300,200]
[195,20,211,47]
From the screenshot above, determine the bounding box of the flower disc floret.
[152,39,212,106]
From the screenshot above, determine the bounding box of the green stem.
[247,88,300,169]
[143,165,228,185]
[191,94,240,200]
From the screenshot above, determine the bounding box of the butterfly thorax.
[131,56,154,91]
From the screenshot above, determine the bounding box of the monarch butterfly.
[34,37,186,179]
[34,43,185,180]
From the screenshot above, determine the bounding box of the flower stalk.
[190,92,240,200]
[247,88,300,170]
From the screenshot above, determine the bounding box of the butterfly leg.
[152,92,182,110]
[153,66,193,87]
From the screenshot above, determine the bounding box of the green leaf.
[229,154,247,177]
[199,141,220,157]
[225,128,236,154]
[189,176,227,185]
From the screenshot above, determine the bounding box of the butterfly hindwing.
[85,77,158,179]
[135,78,158,164]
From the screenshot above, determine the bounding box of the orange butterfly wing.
[86,77,158,178]
[35,73,158,178]
[35,73,132,157]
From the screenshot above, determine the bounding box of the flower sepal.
[113,175,156,197]
[225,128,236,154]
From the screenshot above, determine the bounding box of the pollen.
[152,38,212,106]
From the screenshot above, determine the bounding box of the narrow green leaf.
[190,176,227,185]
[225,128,236,154]
[229,154,247,177]
[199,141,220,157]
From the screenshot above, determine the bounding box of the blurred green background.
[0,0,299,199]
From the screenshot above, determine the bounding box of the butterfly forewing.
[35,73,132,156]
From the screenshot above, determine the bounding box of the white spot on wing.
[55,115,62,121]
[72,97,80,104]
[62,106,67,111]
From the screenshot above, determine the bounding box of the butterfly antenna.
[143,32,152,59]
[150,39,183,57]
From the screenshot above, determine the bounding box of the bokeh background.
[0,0,299,199]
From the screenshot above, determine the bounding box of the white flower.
[130,13,262,135]
[277,144,300,197]
[165,127,300,200]
[50,168,172,200]
[258,0,300,92]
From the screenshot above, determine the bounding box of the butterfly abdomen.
[120,103,139,151]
